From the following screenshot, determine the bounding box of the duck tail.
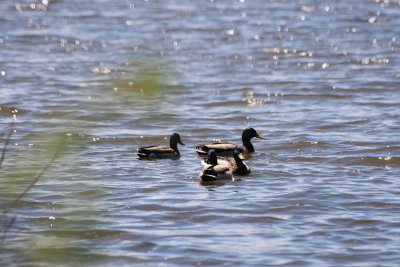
[200,174,217,181]
[200,166,218,181]
[195,146,208,156]
[137,152,149,158]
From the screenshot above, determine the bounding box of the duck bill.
[179,141,185,145]
[256,134,266,140]
[238,154,245,160]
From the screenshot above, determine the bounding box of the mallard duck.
[207,146,251,175]
[195,128,265,156]
[230,146,251,175]
[137,133,185,158]
[199,150,232,181]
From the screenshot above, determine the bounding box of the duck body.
[213,146,251,175]
[199,150,233,181]
[137,133,184,159]
[195,128,265,156]
[137,145,180,158]
[199,163,233,181]
[196,141,238,156]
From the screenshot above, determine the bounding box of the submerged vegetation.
[0,56,172,264]
[114,62,168,96]
[0,121,69,248]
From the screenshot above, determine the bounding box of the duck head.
[170,133,185,151]
[242,128,266,141]
[234,145,245,160]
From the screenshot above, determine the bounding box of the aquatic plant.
[0,122,68,246]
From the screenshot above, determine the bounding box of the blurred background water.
[1,0,399,266]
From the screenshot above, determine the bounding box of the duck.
[195,128,265,156]
[229,146,251,175]
[199,150,232,181]
[206,146,251,175]
[137,133,185,158]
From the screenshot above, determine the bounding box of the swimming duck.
[206,146,251,175]
[199,150,232,181]
[195,128,265,156]
[137,133,185,158]
[229,146,251,175]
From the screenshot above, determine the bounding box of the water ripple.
[1,0,400,266]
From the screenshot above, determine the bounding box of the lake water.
[1,0,400,266]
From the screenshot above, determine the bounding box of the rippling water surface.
[1,0,400,266]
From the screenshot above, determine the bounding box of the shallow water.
[1,0,400,266]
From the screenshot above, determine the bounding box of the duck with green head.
[195,128,265,156]
[137,133,185,158]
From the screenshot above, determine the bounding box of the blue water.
[1,1,400,266]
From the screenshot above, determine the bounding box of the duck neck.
[242,138,254,152]
[170,140,179,153]
[208,154,218,165]
[234,154,246,170]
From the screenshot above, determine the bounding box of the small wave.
[0,106,27,116]
[190,214,225,223]
[16,199,64,209]
[242,94,276,106]
[76,189,104,196]
[338,156,400,166]
[328,218,382,226]
[221,215,287,223]
[37,229,132,239]
[287,140,330,149]
[286,156,330,163]
[315,120,368,130]
[129,241,157,252]
[34,248,143,263]
[357,101,400,107]
[283,93,349,99]
[79,135,168,145]
[32,217,99,225]
[343,201,399,208]
[130,203,179,212]
[202,100,243,107]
